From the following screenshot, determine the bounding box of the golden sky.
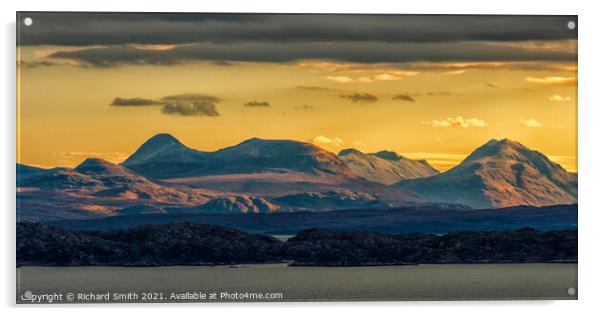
[16,14,578,172]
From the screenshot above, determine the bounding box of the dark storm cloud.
[109,93,221,117]
[340,93,378,103]
[18,13,576,46]
[392,94,416,102]
[110,97,160,106]
[161,102,219,117]
[18,13,577,66]
[47,41,576,68]
[161,94,220,103]
[244,101,271,107]
[160,94,221,116]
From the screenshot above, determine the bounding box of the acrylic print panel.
[16,12,577,303]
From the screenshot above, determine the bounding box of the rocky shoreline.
[17,222,577,267]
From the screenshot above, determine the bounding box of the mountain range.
[17,134,577,221]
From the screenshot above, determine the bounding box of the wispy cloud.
[399,91,459,97]
[324,71,418,83]
[296,60,576,77]
[422,116,487,128]
[355,72,418,82]
[129,44,178,51]
[425,91,459,96]
[392,94,416,102]
[340,93,378,103]
[520,118,543,127]
[486,39,577,54]
[110,97,161,106]
[244,101,271,107]
[549,95,572,102]
[17,60,59,68]
[326,76,354,83]
[294,105,314,110]
[525,76,577,86]
[296,86,335,92]
[312,135,344,147]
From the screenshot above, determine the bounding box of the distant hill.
[284,227,577,266]
[338,148,439,184]
[16,163,68,184]
[17,158,219,221]
[272,189,387,212]
[194,196,280,214]
[122,133,210,178]
[17,221,283,266]
[397,139,577,208]
[22,158,209,204]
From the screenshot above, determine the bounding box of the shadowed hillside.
[339,149,439,184]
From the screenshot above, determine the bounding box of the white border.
[3,0,601,314]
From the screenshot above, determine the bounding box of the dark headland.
[17,222,577,267]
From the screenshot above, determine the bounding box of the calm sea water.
[16,263,577,303]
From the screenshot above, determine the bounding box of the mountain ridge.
[338,148,439,184]
[123,134,355,179]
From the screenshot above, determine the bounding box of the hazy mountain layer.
[49,204,577,235]
[17,135,578,221]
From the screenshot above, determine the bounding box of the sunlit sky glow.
[17,13,578,172]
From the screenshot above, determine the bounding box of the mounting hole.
[567,21,576,30]
[568,287,576,296]
[23,17,33,26]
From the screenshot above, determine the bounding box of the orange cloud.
[520,118,543,128]
[525,76,577,86]
[422,116,487,128]
[296,60,577,76]
[326,72,418,83]
[312,135,344,147]
[130,44,178,51]
[549,95,572,102]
